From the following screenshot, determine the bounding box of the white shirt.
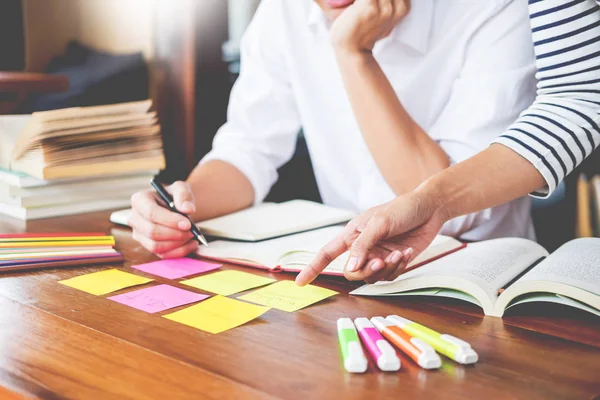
[202,0,537,241]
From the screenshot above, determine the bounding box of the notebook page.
[197,226,344,268]
[197,200,355,241]
[519,238,600,295]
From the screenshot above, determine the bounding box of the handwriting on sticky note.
[59,269,152,295]
[132,258,221,279]
[238,280,337,312]
[108,284,209,313]
[180,270,275,296]
[163,295,269,334]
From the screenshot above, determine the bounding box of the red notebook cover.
[197,242,467,276]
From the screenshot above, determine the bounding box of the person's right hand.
[129,181,199,258]
[296,186,448,286]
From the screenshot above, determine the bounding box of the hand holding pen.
[129,179,208,258]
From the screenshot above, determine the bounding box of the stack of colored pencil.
[0,232,123,273]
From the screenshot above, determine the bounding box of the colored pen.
[386,315,478,365]
[150,179,208,246]
[337,318,368,373]
[354,317,401,371]
[371,316,441,369]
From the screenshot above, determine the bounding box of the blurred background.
[1,0,598,249]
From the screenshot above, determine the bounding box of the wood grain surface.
[0,211,598,400]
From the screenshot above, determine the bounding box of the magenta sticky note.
[109,284,209,313]
[132,258,221,279]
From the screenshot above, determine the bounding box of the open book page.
[197,226,345,270]
[496,238,600,315]
[198,200,355,241]
[351,238,548,315]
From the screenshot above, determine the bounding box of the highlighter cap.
[411,338,442,369]
[370,316,393,332]
[386,315,413,328]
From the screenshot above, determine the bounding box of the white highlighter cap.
[411,338,442,369]
[346,341,368,373]
[376,340,401,371]
[441,334,478,364]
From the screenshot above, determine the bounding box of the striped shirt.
[493,0,600,197]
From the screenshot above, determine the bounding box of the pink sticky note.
[132,258,221,279]
[109,284,209,313]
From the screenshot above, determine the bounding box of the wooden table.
[0,211,599,400]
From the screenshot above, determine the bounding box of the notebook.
[350,237,600,318]
[197,226,465,276]
[111,200,357,242]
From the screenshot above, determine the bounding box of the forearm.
[420,144,546,222]
[186,160,255,222]
[335,51,450,194]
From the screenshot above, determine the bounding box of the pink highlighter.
[354,317,401,371]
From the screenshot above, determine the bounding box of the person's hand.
[330,0,410,55]
[129,181,199,258]
[295,187,447,286]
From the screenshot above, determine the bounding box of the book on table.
[0,100,163,220]
[5,100,165,180]
[351,237,600,318]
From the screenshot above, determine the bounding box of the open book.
[351,237,600,318]
[6,100,165,180]
[197,226,465,276]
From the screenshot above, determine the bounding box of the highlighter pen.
[386,315,478,365]
[150,179,208,246]
[337,318,368,373]
[371,316,441,369]
[354,318,401,371]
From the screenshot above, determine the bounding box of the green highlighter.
[386,315,478,365]
[337,318,368,373]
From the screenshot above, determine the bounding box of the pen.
[386,315,478,365]
[354,317,401,371]
[337,318,368,373]
[371,316,441,369]
[150,179,208,246]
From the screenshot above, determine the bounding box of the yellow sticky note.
[181,270,275,296]
[164,295,269,334]
[238,280,337,312]
[59,269,152,295]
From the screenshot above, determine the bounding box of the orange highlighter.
[371,316,441,369]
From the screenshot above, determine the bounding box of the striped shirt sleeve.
[492,0,600,198]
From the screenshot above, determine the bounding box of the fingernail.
[371,260,385,272]
[404,248,414,257]
[178,220,190,230]
[346,257,359,272]
[182,201,195,213]
[390,250,402,264]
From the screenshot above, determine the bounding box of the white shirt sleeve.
[200,0,301,204]
[426,1,537,237]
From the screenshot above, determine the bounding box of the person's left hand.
[330,0,410,55]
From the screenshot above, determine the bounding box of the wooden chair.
[0,72,69,114]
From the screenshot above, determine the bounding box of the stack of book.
[0,100,164,220]
[0,233,123,273]
[576,174,600,238]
